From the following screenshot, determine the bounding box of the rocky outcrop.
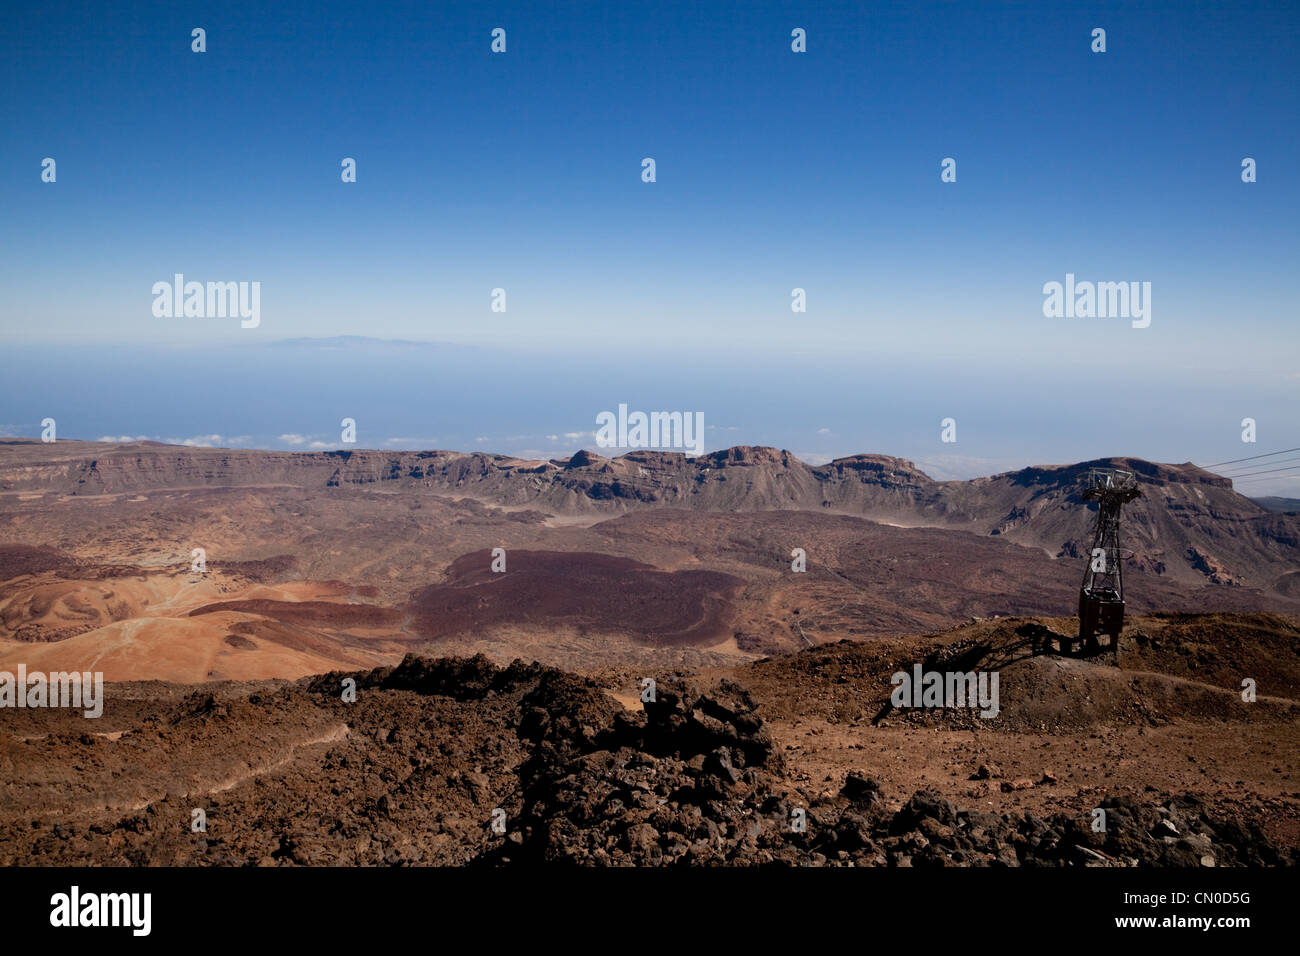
[1,440,1296,591]
[0,653,1292,867]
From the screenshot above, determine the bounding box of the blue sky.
[1,1,1297,491]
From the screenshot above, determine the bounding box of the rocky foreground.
[2,651,1292,867]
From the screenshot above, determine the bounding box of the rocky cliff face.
[957,457,1292,590]
[0,441,938,508]
[1,440,1295,592]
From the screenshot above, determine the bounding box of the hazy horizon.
[1,334,1296,493]
[3,1,1297,493]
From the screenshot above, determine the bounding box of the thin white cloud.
[163,434,228,448]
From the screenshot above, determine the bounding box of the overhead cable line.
[1201,446,1300,468]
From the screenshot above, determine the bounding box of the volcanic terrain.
[1,612,1295,866]
[1,439,1296,681]
[0,439,1296,866]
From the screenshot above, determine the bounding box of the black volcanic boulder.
[640,678,777,770]
[478,674,788,864]
[841,772,884,809]
[515,669,625,754]
[305,653,546,702]
[891,790,957,834]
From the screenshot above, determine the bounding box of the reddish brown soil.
[0,544,74,579]
[1,617,1294,867]
[407,550,744,646]
[190,599,403,629]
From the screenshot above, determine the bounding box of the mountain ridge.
[0,440,1293,593]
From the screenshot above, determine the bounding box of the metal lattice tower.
[1071,468,1141,654]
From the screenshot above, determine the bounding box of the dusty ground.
[1,613,1294,866]
[725,614,1300,851]
[2,490,1295,683]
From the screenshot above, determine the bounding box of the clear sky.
[2,1,1297,492]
